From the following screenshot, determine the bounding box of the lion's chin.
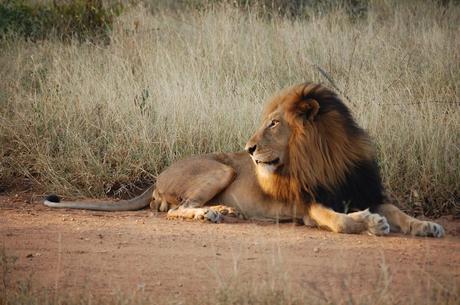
[256,163,279,177]
[252,156,282,176]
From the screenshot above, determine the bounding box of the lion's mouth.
[255,157,280,166]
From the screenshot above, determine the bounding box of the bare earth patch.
[1,194,459,304]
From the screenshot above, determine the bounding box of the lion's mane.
[258,83,385,213]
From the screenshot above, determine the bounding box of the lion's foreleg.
[376,203,444,237]
[308,203,365,234]
[307,203,389,235]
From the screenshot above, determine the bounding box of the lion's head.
[245,83,378,206]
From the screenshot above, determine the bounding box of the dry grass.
[0,0,458,215]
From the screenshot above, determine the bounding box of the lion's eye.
[268,119,279,128]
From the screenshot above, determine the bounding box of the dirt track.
[1,194,459,303]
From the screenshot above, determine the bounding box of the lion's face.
[245,82,375,203]
[245,84,320,178]
[245,107,291,176]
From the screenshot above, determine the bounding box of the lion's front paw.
[366,213,390,236]
[411,221,445,238]
[348,209,390,236]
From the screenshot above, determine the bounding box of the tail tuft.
[45,194,60,203]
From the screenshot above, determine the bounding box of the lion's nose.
[245,144,257,155]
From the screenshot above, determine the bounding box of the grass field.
[0,0,458,216]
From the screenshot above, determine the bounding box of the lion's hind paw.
[203,209,223,223]
[209,205,241,218]
[166,207,224,223]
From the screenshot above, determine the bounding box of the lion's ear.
[298,99,320,122]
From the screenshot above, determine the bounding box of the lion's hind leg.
[209,205,244,222]
[376,203,444,237]
[167,205,223,223]
[209,205,241,218]
[158,158,237,223]
[166,204,242,223]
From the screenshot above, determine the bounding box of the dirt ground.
[1,194,459,303]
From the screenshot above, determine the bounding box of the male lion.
[44,82,445,237]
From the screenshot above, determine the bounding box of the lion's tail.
[43,185,154,211]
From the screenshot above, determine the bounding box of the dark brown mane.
[258,83,382,209]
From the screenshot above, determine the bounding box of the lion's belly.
[211,191,301,220]
[210,181,283,219]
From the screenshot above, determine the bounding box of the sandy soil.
[1,194,459,303]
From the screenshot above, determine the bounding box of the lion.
[44,82,445,237]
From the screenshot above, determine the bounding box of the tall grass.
[0,0,458,216]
